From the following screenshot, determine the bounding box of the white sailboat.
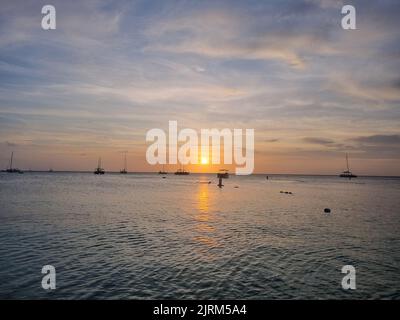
[339,153,357,179]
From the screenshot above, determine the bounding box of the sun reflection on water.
[193,182,219,249]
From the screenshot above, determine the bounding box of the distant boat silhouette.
[217,169,229,179]
[120,153,127,174]
[5,152,23,174]
[158,164,167,175]
[174,165,189,175]
[94,157,105,175]
[339,153,357,179]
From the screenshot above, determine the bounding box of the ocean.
[0,173,399,299]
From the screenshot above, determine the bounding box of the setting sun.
[201,157,209,165]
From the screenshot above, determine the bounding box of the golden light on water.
[193,183,219,249]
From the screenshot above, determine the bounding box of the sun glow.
[201,157,209,165]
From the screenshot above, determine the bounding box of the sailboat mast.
[346,153,349,171]
[124,153,127,171]
[10,152,13,170]
[98,157,101,169]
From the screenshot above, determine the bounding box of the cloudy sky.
[0,0,399,175]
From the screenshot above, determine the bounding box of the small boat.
[217,169,229,179]
[174,165,189,175]
[120,153,127,174]
[94,157,105,175]
[158,164,167,175]
[5,152,23,174]
[339,153,357,179]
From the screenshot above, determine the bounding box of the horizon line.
[2,170,399,178]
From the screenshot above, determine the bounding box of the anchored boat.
[5,152,23,174]
[158,164,167,175]
[120,153,127,174]
[94,157,105,175]
[174,165,189,175]
[339,153,357,179]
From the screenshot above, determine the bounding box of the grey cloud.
[303,137,335,145]
[353,134,400,145]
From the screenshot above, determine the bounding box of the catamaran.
[174,164,189,175]
[5,152,23,174]
[339,153,357,179]
[94,157,105,175]
[120,153,127,174]
[158,164,167,175]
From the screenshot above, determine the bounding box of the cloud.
[1,0,400,173]
[143,9,337,69]
[303,137,335,145]
[353,134,400,145]
[264,138,279,143]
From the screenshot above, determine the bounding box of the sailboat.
[174,164,189,175]
[339,153,357,179]
[5,152,23,174]
[158,164,167,175]
[120,153,127,174]
[94,157,105,174]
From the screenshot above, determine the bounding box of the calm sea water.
[0,173,399,299]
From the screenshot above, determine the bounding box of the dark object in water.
[218,177,224,188]
[266,176,269,180]
[162,176,166,179]
[324,208,331,213]
[234,186,239,188]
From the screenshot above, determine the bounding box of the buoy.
[324,208,331,213]
[234,186,239,188]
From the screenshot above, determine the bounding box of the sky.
[0,0,399,175]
